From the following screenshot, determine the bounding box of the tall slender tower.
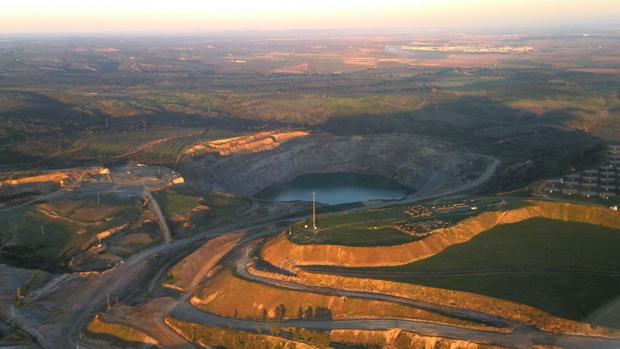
[312,191,317,230]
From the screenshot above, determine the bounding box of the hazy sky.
[1,0,619,34]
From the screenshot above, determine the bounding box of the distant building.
[562,188,579,195]
[582,176,598,182]
[580,190,599,198]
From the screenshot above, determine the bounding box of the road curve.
[143,188,173,243]
[171,303,620,349]
[235,251,513,329]
[16,155,503,348]
[57,224,281,349]
[230,248,620,349]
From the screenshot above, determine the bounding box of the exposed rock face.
[183,130,310,158]
[180,134,491,196]
[0,167,110,189]
[0,173,69,187]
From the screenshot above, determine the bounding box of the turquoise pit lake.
[256,172,413,205]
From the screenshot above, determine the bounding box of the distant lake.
[256,172,413,205]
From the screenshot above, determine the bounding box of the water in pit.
[256,172,413,205]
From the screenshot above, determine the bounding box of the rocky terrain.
[180,133,492,196]
[184,130,310,158]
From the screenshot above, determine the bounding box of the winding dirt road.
[166,244,620,349]
[15,155,618,349]
[171,305,620,349]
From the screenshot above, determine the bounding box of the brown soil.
[295,269,620,338]
[86,315,159,347]
[163,233,244,292]
[102,297,192,349]
[331,329,507,349]
[191,269,491,330]
[166,317,319,349]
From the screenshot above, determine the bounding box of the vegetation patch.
[330,329,504,349]
[191,269,485,329]
[166,318,318,349]
[153,189,203,217]
[86,316,159,347]
[155,186,249,234]
[0,192,143,271]
[288,202,485,247]
[0,207,83,270]
[332,218,620,327]
[289,208,419,246]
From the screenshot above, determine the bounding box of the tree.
[297,307,303,319]
[303,305,313,320]
[314,306,332,320]
[275,304,287,320]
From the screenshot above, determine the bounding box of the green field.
[155,186,249,234]
[0,207,83,270]
[332,218,620,326]
[154,189,203,217]
[288,203,488,247]
[0,193,142,271]
[290,207,416,246]
[8,127,239,166]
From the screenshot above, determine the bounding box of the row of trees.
[297,305,333,320]
[260,304,333,321]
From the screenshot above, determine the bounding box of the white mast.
[312,192,317,230]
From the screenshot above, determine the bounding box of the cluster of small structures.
[543,145,620,201]
[396,199,507,238]
[393,219,450,237]
[399,44,533,54]
[431,201,478,214]
[404,205,433,218]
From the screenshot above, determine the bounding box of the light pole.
[312,192,317,230]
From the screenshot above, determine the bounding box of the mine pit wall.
[261,201,620,269]
[179,134,491,196]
